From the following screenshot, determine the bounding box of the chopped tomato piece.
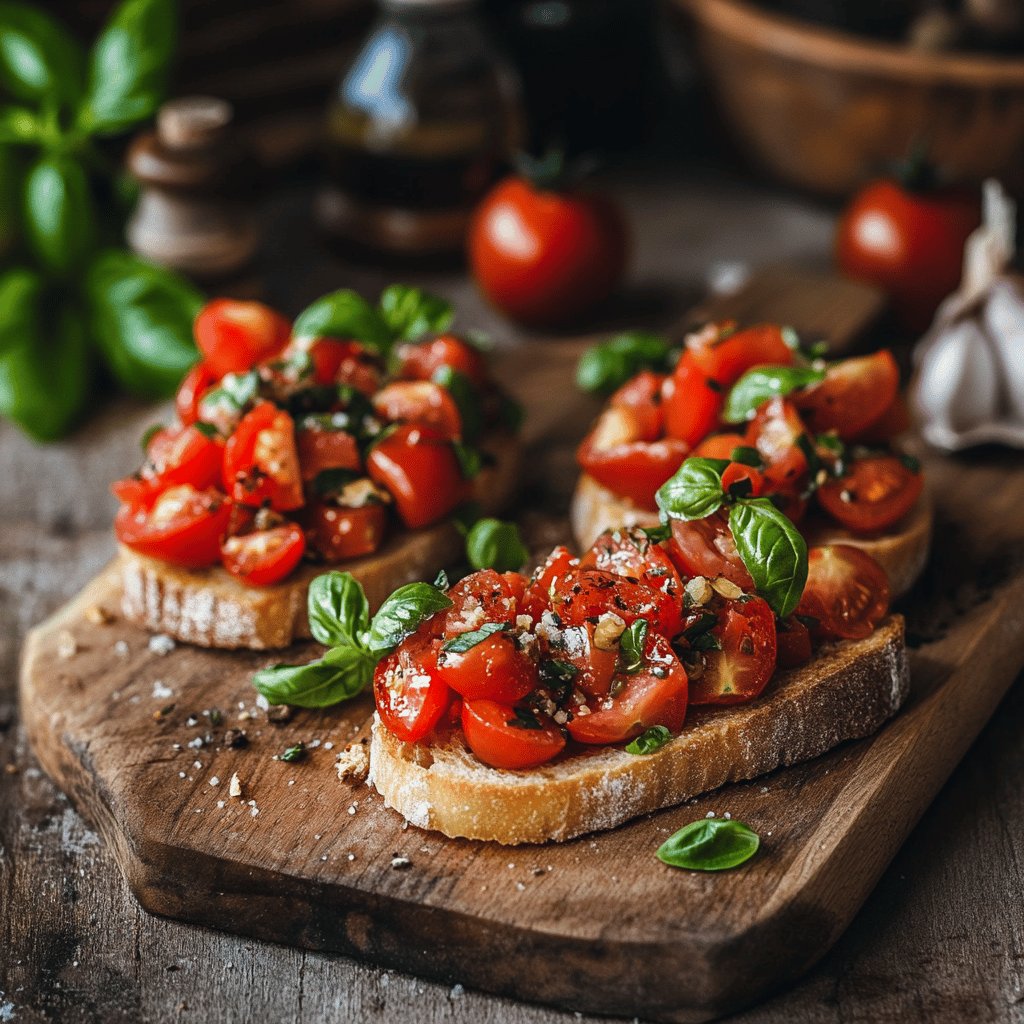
[609,370,666,439]
[551,567,678,638]
[558,622,619,698]
[687,323,794,387]
[746,397,810,518]
[566,631,687,744]
[396,335,488,389]
[721,461,764,499]
[444,568,520,636]
[522,545,578,622]
[687,596,776,705]
[850,391,911,444]
[693,432,748,460]
[793,350,899,440]
[306,501,387,562]
[662,358,723,446]
[795,544,890,641]
[817,456,923,534]
[175,362,219,426]
[221,522,306,586]
[194,299,290,378]
[668,512,754,591]
[366,424,467,529]
[223,402,304,511]
[287,338,381,393]
[115,485,231,569]
[296,426,361,483]
[374,627,450,743]
[775,616,813,669]
[438,634,537,703]
[461,699,566,769]
[373,381,462,439]
[112,423,224,504]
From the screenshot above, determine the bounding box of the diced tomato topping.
[693,432,748,460]
[522,545,578,622]
[668,511,754,591]
[112,423,224,505]
[223,402,304,512]
[306,501,387,562]
[609,370,666,439]
[817,456,923,534]
[176,362,219,426]
[720,461,764,499]
[460,699,566,769]
[795,544,890,641]
[444,569,519,636]
[793,350,899,440]
[437,634,537,703]
[296,426,361,483]
[287,338,381,393]
[745,397,810,518]
[373,627,450,743]
[775,616,813,669]
[372,381,463,439]
[551,567,678,638]
[194,299,290,378]
[220,522,306,586]
[396,335,488,389]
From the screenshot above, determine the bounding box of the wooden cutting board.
[20,269,1024,1023]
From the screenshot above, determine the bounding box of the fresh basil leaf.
[441,620,510,654]
[576,331,673,395]
[140,423,162,451]
[192,420,219,439]
[722,365,825,424]
[292,289,392,352]
[625,725,672,756]
[0,2,83,107]
[0,266,40,354]
[306,570,370,650]
[682,611,718,640]
[656,458,728,523]
[432,365,481,444]
[379,284,453,342]
[657,818,760,871]
[465,517,529,573]
[280,742,306,763]
[507,706,543,730]
[453,441,483,480]
[616,619,648,674]
[86,249,202,398]
[433,569,449,590]
[367,582,453,656]
[312,467,359,497]
[253,645,374,709]
[0,104,39,144]
[80,0,176,135]
[640,523,671,544]
[23,156,96,277]
[727,498,807,619]
[729,445,763,468]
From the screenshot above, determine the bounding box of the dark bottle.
[318,0,523,261]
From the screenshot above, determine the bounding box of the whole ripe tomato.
[469,175,628,326]
[836,177,980,332]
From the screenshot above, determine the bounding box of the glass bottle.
[319,0,523,261]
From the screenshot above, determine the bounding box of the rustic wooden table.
[2,165,1021,1023]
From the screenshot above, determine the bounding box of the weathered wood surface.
[5,174,1024,1024]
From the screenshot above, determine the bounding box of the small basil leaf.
[441,620,510,654]
[379,284,453,342]
[292,289,392,352]
[192,420,219,439]
[507,706,544,730]
[306,571,370,650]
[312,467,359,497]
[453,441,483,480]
[367,582,453,656]
[432,365,481,444]
[465,517,529,573]
[0,104,40,144]
[617,619,648,675]
[0,267,40,355]
[23,156,96,277]
[218,370,260,409]
[433,569,450,590]
[0,2,83,107]
[722,365,825,424]
[656,458,728,523]
[657,818,760,871]
[729,445,763,468]
[625,725,672,756]
[576,331,673,395]
[727,498,807,619]
[81,0,176,135]
[253,646,374,709]
[279,742,306,763]
[640,523,671,544]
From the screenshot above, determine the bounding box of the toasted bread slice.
[570,473,932,598]
[119,431,522,649]
[370,615,908,844]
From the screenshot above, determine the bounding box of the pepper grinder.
[126,96,259,279]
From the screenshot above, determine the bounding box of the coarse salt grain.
[148,634,176,656]
[151,680,173,700]
[209,776,220,787]
[229,773,242,798]
[57,631,78,659]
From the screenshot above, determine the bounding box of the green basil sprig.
[253,571,453,709]
[657,818,760,871]
[625,725,672,756]
[656,457,807,619]
[465,517,529,573]
[722,365,825,424]
[576,331,674,395]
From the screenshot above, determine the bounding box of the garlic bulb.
[912,181,1024,451]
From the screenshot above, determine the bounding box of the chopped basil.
[722,365,825,424]
[625,725,672,755]
[441,621,510,654]
[575,330,674,395]
[616,619,648,675]
[539,659,578,703]
[655,457,729,522]
[639,523,671,544]
[219,369,260,408]
[507,706,544,730]
[192,420,219,439]
[280,742,307,763]
[433,569,450,590]
[140,423,162,451]
[465,517,529,573]
[683,611,719,644]
[312,467,359,497]
[900,453,921,473]
[729,445,763,468]
[657,818,760,871]
[452,441,483,480]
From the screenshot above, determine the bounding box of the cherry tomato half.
[112,423,224,505]
[220,522,306,586]
[609,370,666,439]
[794,351,900,441]
[373,381,462,440]
[795,544,890,641]
[374,628,450,743]
[746,397,810,516]
[306,500,387,562]
[693,432,748,460]
[175,361,219,426]
[296,425,361,483]
[438,634,537,704]
[444,569,519,636]
[396,335,488,389]
[818,456,923,534]
[775,616,813,669]
[551,567,677,637]
[522,545,578,622]
[194,299,290,378]
[668,512,754,591]
[223,402,304,512]
[461,699,566,769]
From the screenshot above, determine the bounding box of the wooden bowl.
[672,0,1024,196]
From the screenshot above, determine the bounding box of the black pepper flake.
[267,704,294,725]
[223,728,248,749]
[153,703,175,720]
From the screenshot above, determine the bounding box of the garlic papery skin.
[912,180,1024,451]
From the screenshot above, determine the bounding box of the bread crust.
[119,431,522,649]
[370,615,908,844]
[570,473,932,597]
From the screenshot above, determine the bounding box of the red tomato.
[522,545,578,622]
[469,176,628,326]
[557,623,620,698]
[721,461,764,499]
[194,299,290,378]
[223,402,304,511]
[551,567,678,637]
[566,632,687,744]
[444,569,520,636]
[795,544,890,641]
[688,596,777,705]
[693,432,748,460]
[437,634,537,703]
[115,485,232,569]
[662,358,723,446]
[112,424,224,504]
[850,391,912,444]
[374,629,450,743]
[836,178,980,332]
[290,338,382,393]
[175,362,218,426]
[775,617,813,669]
[746,397,810,509]
[366,425,467,529]
[306,501,387,562]
[794,351,900,441]
[818,456,923,534]
[668,512,754,591]
[580,528,685,639]
[220,522,305,586]
[372,381,462,439]
[296,426,361,483]
[396,335,488,388]
[609,370,666,439]
[688,323,795,386]
[460,699,566,769]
